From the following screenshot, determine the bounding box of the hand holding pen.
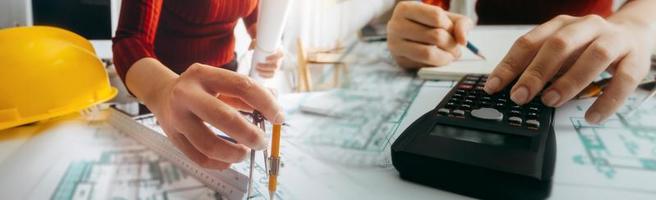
[387,1,478,69]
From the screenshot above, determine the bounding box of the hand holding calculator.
[392,74,556,200]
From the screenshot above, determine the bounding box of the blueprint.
[0,114,299,200]
[0,118,225,200]
[51,149,221,200]
[552,89,656,195]
[284,42,438,167]
[286,65,422,166]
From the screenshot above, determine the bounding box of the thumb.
[448,13,474,45]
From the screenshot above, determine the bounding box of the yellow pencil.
[268,124,281,200]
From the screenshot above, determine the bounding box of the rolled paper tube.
[250,0,293,85]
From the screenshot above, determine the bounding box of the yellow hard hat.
[0,26,117,130]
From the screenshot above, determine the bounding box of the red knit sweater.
[112,0,258,82]
[423,0,613,24]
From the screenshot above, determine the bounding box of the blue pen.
[466,41,486,60]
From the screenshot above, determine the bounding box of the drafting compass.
[247,111,269,199]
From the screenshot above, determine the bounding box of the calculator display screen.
[429,124,531,148]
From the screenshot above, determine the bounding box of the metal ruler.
[107,108,249,200]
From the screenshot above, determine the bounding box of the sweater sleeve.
[243,3,258,39]
[111,0,163,84]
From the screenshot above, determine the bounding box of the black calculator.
[392,74,556,200]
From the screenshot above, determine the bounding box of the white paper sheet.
[418,26,533,80]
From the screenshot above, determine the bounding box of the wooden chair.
[295,38,348,92]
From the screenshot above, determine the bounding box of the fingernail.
[273,111,285,124]
[511,86,529,104]
[542,90,560,107]
[484,76,500,94]
[587,112,602,124]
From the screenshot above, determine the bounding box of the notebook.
[418,26,532,80]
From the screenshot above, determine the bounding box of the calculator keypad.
[436,74,551,132]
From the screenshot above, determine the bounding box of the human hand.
[149,63,284,169]
[255,49,284,78]
[484,15,654,124]
[250,39,284,78]
[387,1,474,69]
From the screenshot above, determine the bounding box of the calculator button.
[453,109,466,117]
[465,76,479,81]
[496,102,505,107]
[510,110,522,116]
[481,96,491,101]
[526,119,540,129]
[446,102,456,108]
[463,80,477,85]
[527,112,538,118]
[437,108,450,115]
[453,93,463,98]
[508,116,523,125]
[471,108,503,121]
[458,84,473,89]
[528,107,540,112]
[464,99,474,104]
[496,98,507,103]
[461,104,472,109]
